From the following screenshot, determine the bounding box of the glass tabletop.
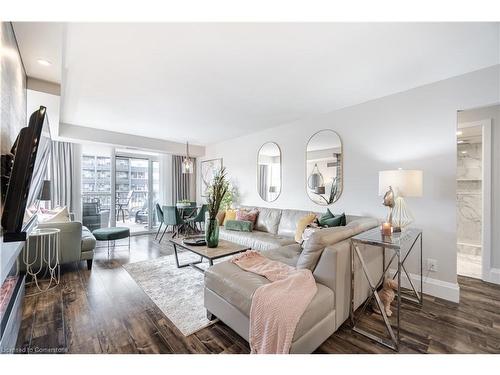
[351,226,422,249]
[29,228,61,237]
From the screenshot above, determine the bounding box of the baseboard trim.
[419,275,460,303]
[389,269,460,303]
[488,268,500,284]
[387,268,500,302]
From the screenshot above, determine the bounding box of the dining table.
[176,205,200,219]
[176,205,202,235]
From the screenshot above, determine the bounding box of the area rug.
[123,252,218,336]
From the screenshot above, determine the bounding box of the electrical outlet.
[426,258,438,272]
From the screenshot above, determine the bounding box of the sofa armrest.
[296,217,380,270]
[37,221,83,264]
[313,239,383,330]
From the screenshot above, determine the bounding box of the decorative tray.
[183,236,207,246]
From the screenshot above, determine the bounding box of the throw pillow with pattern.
[236,209,259,228]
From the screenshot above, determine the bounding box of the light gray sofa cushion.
[296,217,380,270]
[254,207,282,234]
[260,243,302,267]
[205,260,334,341]
[219,227,295,251]
[81,226,97,252]
[277,209,317,237]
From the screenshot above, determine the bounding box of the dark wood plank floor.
[16,233,500,354]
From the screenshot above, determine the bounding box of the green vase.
[205,218,220,248]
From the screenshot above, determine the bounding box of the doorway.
[456,124,483,278]
[112,150,160,235]
[456,107,494,281]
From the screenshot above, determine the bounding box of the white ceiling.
[13,22,500,145]
[13,22,63,84]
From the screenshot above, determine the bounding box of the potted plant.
[220,180,239,211]
[206,167,228,248]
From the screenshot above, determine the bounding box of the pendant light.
[182,142,194,174]
[307,163,324,189]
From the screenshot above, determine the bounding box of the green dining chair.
[154,203,164,240]
[159,205,186,242]
[186,204,208,233]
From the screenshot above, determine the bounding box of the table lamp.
[38,180,51,209]
[378,170,423,232]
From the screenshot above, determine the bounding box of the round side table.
[24,228,61,295]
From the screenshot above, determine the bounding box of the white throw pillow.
[25,205,38,220]
[41,206,71,223]
[301,226,322,245]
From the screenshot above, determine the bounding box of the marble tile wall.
[0,22,27,154]
[1,22,27,220]
[457,142,482,180]
[457,142,482,254]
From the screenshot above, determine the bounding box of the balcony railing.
[83,191,148,215]
[82,192,112,211]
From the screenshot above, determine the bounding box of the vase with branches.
[205,167,229,247]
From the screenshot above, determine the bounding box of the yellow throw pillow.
[295,213,317,243]
[223,209,237,225]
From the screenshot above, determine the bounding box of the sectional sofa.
[204,206,383,353]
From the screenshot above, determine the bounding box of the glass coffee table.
[169,237,250,273]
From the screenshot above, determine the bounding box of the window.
[81,154,112,211]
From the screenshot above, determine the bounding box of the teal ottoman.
[92,227,130,255]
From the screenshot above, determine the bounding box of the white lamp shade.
[378,170,423,197]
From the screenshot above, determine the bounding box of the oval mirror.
[257,142,282,202]
[306,130,343,205]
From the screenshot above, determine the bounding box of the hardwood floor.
[16,234,500,354]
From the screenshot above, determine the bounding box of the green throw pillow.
[225,219,253,232]
[322,212,346,227]
[318,209,334,226]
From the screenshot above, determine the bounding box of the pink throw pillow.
[236,209,259,227]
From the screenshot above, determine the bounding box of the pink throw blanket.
[231,250,317,354]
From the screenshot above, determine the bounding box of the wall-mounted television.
[1,106,51,242]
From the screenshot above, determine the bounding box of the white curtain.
[50,141,77,213]
[258,164,269,201]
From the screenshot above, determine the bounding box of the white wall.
[59,123,205,157]
[159,153,173,206]
[199,65,500,300]
[458,105,500,279]
[27,89,60,139]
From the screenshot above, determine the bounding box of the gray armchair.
[82,201,110,232]
[21,221,96,271]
